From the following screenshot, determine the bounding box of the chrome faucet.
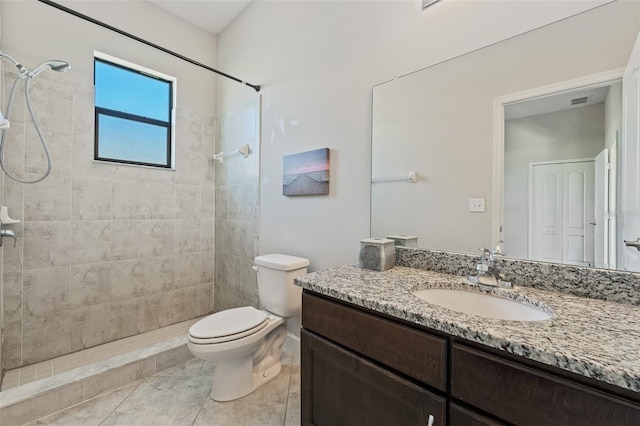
[468,247,512,288]
[476,248,498,286]
[0,220,17,247]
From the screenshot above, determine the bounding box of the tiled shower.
[214,99,261,312]
[0,69,216,369]
[0,1,262,396]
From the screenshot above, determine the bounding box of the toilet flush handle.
[252,265,258,272]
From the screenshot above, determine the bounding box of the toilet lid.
[189,306,268,339]
[188,320,270,345]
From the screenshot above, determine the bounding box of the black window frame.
[94,57,174,168]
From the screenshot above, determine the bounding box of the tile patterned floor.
[2,319,200,391]
[24,355,300,426]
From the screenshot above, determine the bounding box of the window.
[94,52,176,168]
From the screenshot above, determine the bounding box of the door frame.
[492,68,624,246]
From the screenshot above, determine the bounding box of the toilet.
[187,253,310,401]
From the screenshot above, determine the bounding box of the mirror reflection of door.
[503,82,620,268]
[529,159,595,267]
[503,29,640,271]
[621,30,640,272]
[594,146,617,269]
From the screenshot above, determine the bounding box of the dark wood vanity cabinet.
[451,344,640,426]
[301,291,447,425]
[302,330,446,425]
[301,291,640,426]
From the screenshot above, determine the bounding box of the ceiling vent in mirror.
[571,96,589,106]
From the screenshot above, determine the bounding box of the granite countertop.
[295,264,640,393]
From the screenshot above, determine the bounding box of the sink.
[412,288,552,321]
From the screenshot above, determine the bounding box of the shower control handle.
[0,228,17,247]
[0,219,17,247]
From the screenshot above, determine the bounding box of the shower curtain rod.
[36,0,261,92]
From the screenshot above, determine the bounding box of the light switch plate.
[469,197,486,212]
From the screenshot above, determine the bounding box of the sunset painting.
[283,148,330,196]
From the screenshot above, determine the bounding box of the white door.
[529,160,595,266]
[621,31,640,271]
[608,135,617,269]
[563,162,595,266]
[530,163,563,263]
[594,149,608,268]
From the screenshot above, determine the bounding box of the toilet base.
[210,360,282,402]
[209,324,287,401]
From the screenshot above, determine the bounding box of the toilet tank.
[254,254,310,317]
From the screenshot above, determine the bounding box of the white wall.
[217,0,632,271]
[503,104,606,258]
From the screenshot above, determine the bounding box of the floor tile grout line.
[282,363,294,426]
[98,380,145,426]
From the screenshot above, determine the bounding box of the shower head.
[50,60,71,72]
[28,60,71,77]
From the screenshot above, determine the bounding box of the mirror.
[371,1,640,271]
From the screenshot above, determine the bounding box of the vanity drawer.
[451,344,640,426]
[302,292,447,391]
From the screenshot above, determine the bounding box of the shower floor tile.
[1,318,200,392]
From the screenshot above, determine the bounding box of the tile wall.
[214,99,260,311]
[1,70,216,369]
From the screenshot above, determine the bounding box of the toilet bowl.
[187,254,309,401]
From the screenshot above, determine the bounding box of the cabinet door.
[301,329,446,426]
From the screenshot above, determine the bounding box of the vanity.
[318,3,640,424]
[296,248,640,426]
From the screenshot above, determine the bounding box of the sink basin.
[412,288,552,321]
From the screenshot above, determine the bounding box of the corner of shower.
[0,0,5,392]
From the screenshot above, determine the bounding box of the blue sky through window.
[94,57,173,167]
[95,60,171,121]
[98,115,168,165]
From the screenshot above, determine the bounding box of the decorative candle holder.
[387,235,418,247]
[358,238,395,271]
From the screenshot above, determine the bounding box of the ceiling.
[504,85,612,120]
[150,0,251,34]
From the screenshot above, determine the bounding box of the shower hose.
[0,72,54,184]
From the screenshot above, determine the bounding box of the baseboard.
[283,333,300,357]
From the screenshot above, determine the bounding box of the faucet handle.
[478,247,495,264]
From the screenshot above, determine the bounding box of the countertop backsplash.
[395,247,640,306]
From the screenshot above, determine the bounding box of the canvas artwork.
[283,148,330,196]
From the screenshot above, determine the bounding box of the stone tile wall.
[1,71,215,368]
[214,99,260,311]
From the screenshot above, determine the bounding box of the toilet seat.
[188,306,270,344]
